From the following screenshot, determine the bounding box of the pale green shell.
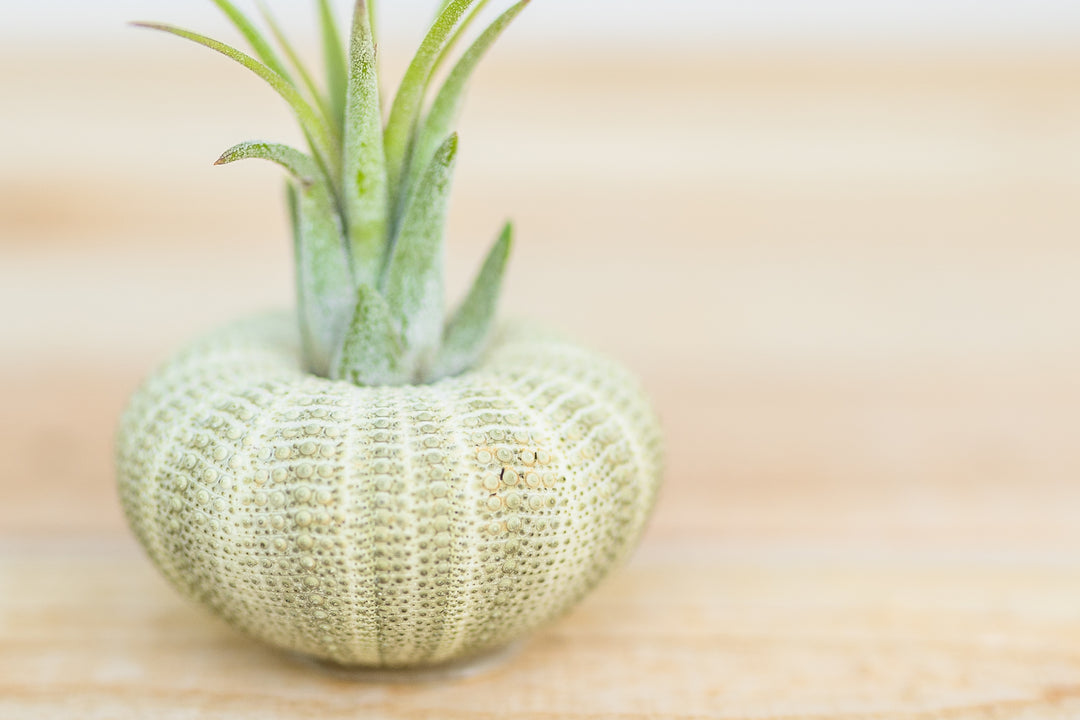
[116,312,663,668]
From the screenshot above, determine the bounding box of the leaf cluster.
[137,0,528,384]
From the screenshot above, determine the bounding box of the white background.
[5,0,1080,48]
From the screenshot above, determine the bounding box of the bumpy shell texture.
[117,313,663,667]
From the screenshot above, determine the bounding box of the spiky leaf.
[333,284,407,386]
[367,0,379,45]
[209,0,293,82]
[216,141,320,185]
[318,0,349,131]
[342,0,389,285]
[257,2,336,129]
[432,0,492,75]
[411,0,529,202]
[288,180,354,377]
[381,134,459,378]
[383,0,482,212]
[133,22,337,180]
[432,222,513,380]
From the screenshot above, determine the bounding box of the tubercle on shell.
[117,313,664,667]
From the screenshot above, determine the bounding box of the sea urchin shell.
[117,313,663,667]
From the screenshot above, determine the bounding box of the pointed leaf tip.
[333,284,408,386]
[213,141,321,186]
[432,222,513,379]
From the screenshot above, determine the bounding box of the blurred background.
[4,0,1080,716]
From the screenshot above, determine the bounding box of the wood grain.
[3,43,1080,718]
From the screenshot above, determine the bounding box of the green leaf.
[133,22,338,182]
[368,0,379,46]
[257,2,337,132]
[288,180,354,377]
[318,0,349,132]
[381,134,459,379]
[383,0,482,213]
[410,0,529,203]
[215,141,320,185]
[432,222,512,380]
[208,0,293,83]
[342,0,390,286]
[333,284,408,386]
[431,0,492,76]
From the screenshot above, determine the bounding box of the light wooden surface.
[4,41,1080,718]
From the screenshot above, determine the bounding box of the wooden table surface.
[4,39,1080,718]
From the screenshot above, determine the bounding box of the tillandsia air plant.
[117,0,664,670]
